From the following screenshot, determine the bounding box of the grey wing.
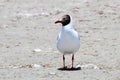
[57,33,61,40]
[78,34,80,40]
[57,34,60,40]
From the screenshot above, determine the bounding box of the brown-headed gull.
[55,15,80,69]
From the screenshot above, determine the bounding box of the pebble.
[77,64,99,69]
[33,64,41,68]
[49,72,56,75]
[33,48,42,52]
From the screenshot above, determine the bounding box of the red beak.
[55,20,62,24]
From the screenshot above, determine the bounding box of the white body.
[57,17,80,55]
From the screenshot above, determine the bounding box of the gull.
[55,15,80,69]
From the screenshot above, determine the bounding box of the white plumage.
[57,17,80,54]
[55,15,80,68]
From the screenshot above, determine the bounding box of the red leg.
[63,55,65,68]
[72,54,74,68]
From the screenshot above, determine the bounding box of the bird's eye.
[63,18,65,20]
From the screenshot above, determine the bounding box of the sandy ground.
[0,0,120,80]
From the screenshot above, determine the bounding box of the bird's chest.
[59,34,72,44]
[57,31,77,48]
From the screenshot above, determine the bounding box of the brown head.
[55,15,71,26]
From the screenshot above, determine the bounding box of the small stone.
[98,11,104,15]
[33,64,41,68]
[78,64,99,69]
[85,31,89,33]
[49,72,56,75]
[33,48,42,52]
[76,64,81,68]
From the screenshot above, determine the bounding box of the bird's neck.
[61,21,73,30]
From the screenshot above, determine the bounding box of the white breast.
[57,29,80,55]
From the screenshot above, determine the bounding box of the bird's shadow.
[57,67,81,71]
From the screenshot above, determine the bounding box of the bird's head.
[55,15,71,26]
